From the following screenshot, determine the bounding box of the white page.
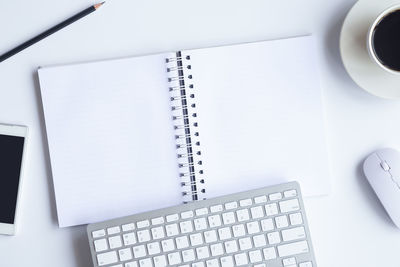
[182,36,330,197]
[38,54,182,227]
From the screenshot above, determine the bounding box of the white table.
[1,0,400,266]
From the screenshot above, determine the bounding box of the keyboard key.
[166,223,179,237]
[225,240,238,253]
[94,238,108,252]
[269,192,282,201]
[194,217,208,231]
[138,258,152,267]
[92,229,106,239]
[263,247,277,260]
[279,199,300,213]
[275,215,289,228]
[250,206,264,219]
[225,201,238,210]
[97,251,118,266]
[109,235,122,249]
[161,239,175,252]
[137,229,151,242]
[221,256,234,267]
[254,195,267,204]
[206,259,219,267]
[253,234,267,248]
[210,204,223,213]
[254,264,266,267]
[182,249,195,262]
[234,252,248,265]
[180,220,194,233]
[123,233,137,246]
[151,226,165,239]
[222,212,235,225]
[195,208,208,216]
[107,226,120,235]
[239,198,252,207]
[218,227,232,240]
[283,257,296,266]
[284,190,297,198]
[204,230,217,243]
[261,218,274,231]
[132,245,147,258]
[238,237,252,250]
[265,203,278,216]
[210,243,224,256]
[289,212,303,225]
[176,236,189,249]
[122,223,135,232]
[299,262,313,267]
[282,226,306,242]
[190,233,204,246]
[137,220,150,228]
[249,250,263,263]
[277,240,309,257]
[196,246,210,259]
[232,224,246,237]
[246,221,260,234]
[208,215,222,227]
[267,231,281,245]
[147,242,161,255]
[125,262,138,267]
[181,210,194,219]
[153,255,167,267]
[166,214,179,222]
[167,252,182,265]
[151,217,165,225]
[193,262,205,267]
[236,209,250,222]
[118,248,133,261]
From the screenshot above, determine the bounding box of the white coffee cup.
[367,4,400,75]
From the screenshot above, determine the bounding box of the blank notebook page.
[39,54,182,227]
[184,36,330,197]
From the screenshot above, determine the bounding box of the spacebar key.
[97,251,118,266]
[277,240,309,257]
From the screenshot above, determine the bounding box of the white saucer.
[340,0,400,99]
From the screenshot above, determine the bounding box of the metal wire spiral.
[166,51,206,202]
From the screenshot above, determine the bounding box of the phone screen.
[0,134,25,224]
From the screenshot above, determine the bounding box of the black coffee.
[372,9,400,71]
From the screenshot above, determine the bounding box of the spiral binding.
[166,51,206,203]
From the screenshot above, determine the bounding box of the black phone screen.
[0,134,25,224]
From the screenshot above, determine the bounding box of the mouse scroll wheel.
[380,161,391,171]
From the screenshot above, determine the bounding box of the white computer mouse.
[364,148,400,228]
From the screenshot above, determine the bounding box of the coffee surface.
[373,10,400,71]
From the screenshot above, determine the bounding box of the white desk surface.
[1,0,400,266]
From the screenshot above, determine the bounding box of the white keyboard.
[87,182,316,267]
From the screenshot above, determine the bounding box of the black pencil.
[0,2,105,63]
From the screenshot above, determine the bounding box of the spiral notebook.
[38,35,330,227]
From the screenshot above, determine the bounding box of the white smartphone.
[0,123,28,235]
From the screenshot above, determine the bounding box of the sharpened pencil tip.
[94,2,105,10]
